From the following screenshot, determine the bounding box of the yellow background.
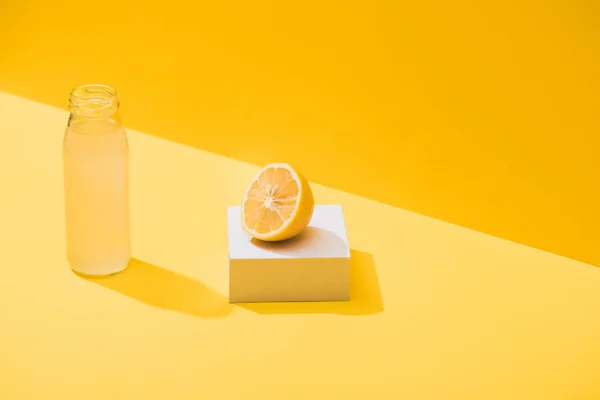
[1,0,599,266]
[1,0,600,398]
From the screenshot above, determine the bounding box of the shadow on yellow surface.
[238,249,383,315]
[1,1,599,266]
[79,259,234,318]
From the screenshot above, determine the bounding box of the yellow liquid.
[63,119,131,275]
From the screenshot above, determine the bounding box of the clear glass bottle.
[63,84,131,276]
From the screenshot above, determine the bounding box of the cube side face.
[229,257,350,303]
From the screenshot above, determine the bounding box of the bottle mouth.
[69,84,119,117]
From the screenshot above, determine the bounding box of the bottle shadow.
[77,259,234,319]
[237,249,384,315]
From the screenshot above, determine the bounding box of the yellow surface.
[2,93,600,399]
[1,0,599,267]
[2,1,600,397]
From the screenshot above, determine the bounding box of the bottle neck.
[68,84,120,121]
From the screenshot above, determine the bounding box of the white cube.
[227,205,351,303]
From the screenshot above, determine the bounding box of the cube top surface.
[228,205,350,260]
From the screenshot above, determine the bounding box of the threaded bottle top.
[69,84,119,119]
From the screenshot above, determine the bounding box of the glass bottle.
[63,84,131,276]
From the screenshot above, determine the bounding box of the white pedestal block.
[227,205,351,303]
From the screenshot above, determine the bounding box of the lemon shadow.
[249,226,350,258]
[77,259,234,319]
[237,249,383,315]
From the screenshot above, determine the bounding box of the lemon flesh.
[241,163,314,242]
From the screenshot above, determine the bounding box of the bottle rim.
[69,84,119,118]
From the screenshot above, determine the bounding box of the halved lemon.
[241,163,315,242]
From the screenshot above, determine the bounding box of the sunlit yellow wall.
[1,0,598,264]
